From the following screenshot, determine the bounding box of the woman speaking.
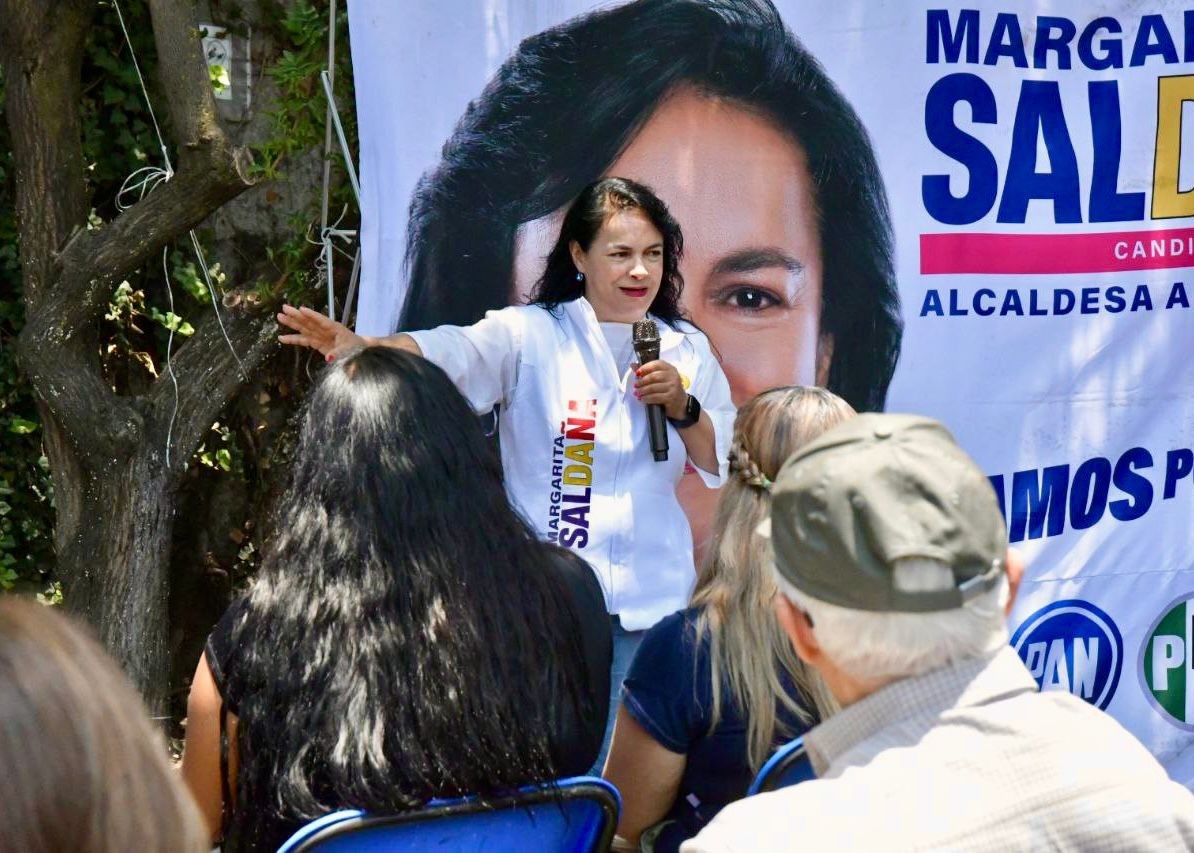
[279,177,735,751]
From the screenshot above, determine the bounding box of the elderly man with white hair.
[683,414,1194,852]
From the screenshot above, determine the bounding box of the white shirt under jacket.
[408,297,734,630]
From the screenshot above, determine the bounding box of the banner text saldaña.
[923,11,1194,227]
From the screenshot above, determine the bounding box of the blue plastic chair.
[276,776,620,853]
[747,736,815,795]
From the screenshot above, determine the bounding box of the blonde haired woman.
[603,387,854,853]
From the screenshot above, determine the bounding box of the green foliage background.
[0,0,356,602]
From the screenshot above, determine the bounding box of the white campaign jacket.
[410,297,735,630]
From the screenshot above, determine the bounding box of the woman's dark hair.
[532,176,686,324]
[401,0,902,411]
[222,347,593,850]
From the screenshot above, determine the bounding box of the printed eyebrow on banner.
[710,248,805,276]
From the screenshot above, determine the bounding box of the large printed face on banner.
[514,88,827,402]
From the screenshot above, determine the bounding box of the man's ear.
[775,593,820,665]
[1004,547,1025,618]
[815,332,835,387]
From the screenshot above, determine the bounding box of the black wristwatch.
[668,394,702,429]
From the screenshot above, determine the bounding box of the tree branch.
[147,0,228,152]
[0,0,90,311]
[56,146,254,321]
[16,317,143,462]
[16,0,259,464]
[53,0,256,318]
[148,291,278,470]
[2,0,135,465]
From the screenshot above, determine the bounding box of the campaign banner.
[348,0,1194,778]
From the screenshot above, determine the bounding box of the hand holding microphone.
[633,320,689,463]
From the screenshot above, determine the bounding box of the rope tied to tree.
[111,0,246,469]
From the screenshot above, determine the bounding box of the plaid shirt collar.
[805,645,1039,777]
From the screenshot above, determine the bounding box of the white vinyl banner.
[348,0,1194,778]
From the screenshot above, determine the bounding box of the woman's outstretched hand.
[277,305,367,361]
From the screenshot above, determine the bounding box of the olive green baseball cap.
[765,413,1006,613]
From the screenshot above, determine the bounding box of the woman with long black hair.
[180,347,611,851]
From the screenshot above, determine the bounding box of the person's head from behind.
[404,0,901,411]
[534,176,684,325]
[766,414,1022,705]
[225,347,592,847]
[691,386,855,767]
[0,598,206,853]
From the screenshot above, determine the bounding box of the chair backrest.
[277,776,621,853]
[747,736,815,796]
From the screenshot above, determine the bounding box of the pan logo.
[1010,600,1123,710]
[1140,595,1194,730]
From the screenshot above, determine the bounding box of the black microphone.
[632,319,668,462]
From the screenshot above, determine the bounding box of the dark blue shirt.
[622,607,813,853]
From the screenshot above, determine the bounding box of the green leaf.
[101,82,126,105]
[210,64,231,94]
[7,417,38,435]
[36,581,63,606]
[149,307,194,335]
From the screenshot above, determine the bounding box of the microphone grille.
[632,319,660,343]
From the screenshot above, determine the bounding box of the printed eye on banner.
[1010,599,1123,711]
[1139,594,1194,732]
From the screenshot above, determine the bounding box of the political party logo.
[1010,600,1122,710]
[1140,594,1194,731]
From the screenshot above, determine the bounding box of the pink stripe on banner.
[920,228,1194,275]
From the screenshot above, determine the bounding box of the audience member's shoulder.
[632,608,707,677]
[204,594,252,708]
[1046,689,1192,774]
[543,544,595,582]
[542,546,604,611]
[210,594,250,642]
[681,783,835,853]
[638,606,703,651]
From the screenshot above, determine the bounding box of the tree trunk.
[1,0,271,707]
[64,452,176,712]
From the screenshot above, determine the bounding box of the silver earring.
[576,271,585,282]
